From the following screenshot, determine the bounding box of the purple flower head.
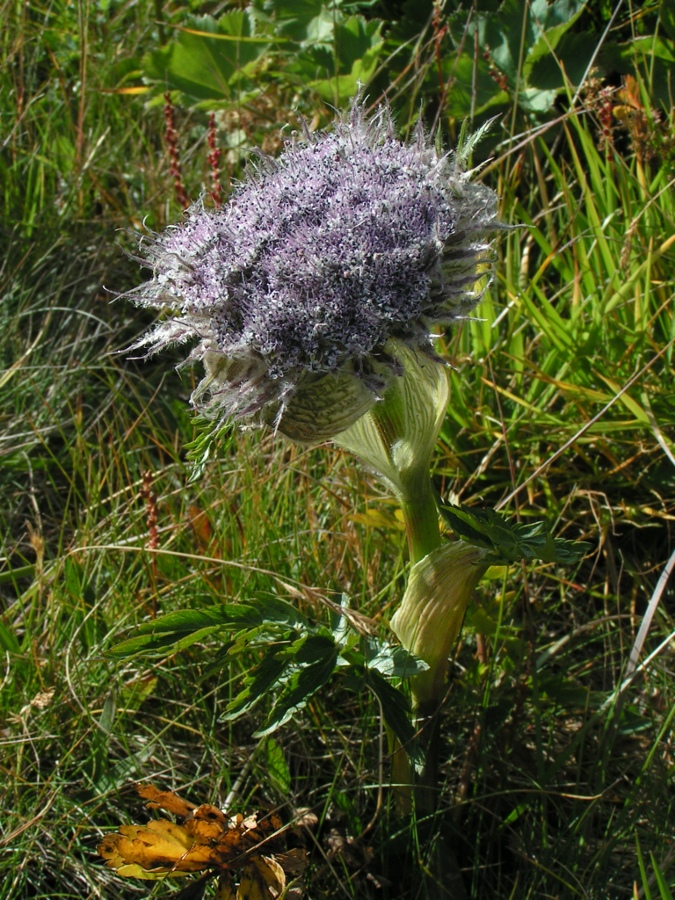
[128,99,501,441]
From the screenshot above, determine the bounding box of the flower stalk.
[336,343,486,817]
[335,339,448,560]
[398,479,442,567]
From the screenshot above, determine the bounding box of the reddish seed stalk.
[163,91,190,209]
[484,49,509,92]
[597,86,616,154]
[207,112,223,207]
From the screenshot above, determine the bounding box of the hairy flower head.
[128,100,500,441]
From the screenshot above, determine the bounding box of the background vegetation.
[1,0,674,896]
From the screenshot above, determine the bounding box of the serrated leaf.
[226,625,282,658]
[107,629,219,659]
[108,608,232,658]
[222,653,290,721]
[286,632,335,665]
[436,504,498,551]
[524,0,586,74]
[253,0,329,44]
[288,14,384,104]
[254,597,308,629]
[517,87,557,115]
[255,648,339,737]
[365,670,423,769]
[133,608,229,636]
[109,597,311,672]
[171,626,229,653]
[220,598,308,632]
[437,503,590,566]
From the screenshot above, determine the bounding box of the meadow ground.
[2,1,675,897]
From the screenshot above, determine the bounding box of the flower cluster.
[128,100,500,440]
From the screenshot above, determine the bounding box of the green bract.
[390,542,489,705]
[334,340,450,499]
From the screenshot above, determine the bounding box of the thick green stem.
[399,476,442,565]
[395,478,471,899]
[391,473,442,816]
[332,343,453,816]
[398,474,452,717]
[395,484,488,826]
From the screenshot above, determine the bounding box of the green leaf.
[529,31,598,91]
[108,607,241,658]
[332,788,362,835]
[184,416,234,483]
[290,15,384,104]
[108,597,310,665]
[635,836,652,900]
[437,503,590,566]
[255,646,339,736]
[133,608,229,636]
[223,633,337,728]
[0,619,20,653]
[624,35,675,65]
[364,641,429,677]
[649,850,675,900]
[223,652,290,720]
[142,13,270,105]
[451,0,586,118]
[264,737,291,795]
[107,625,222,658]
[64,557,98,605]
[286,632,336,664]
[252,0,330,44]
[226,624,286,657]
[365,669,423,768]
[87,693,115,788]
[517,87,556,115]
[302,8,339,49]
[255,597,309,629]
[524,0,587,74]
[119,676,158,712]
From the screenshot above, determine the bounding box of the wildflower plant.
[106,96,587,889]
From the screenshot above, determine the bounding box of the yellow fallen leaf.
[99,819,216,875]
[237,855,286,899]
[97,781,308,894]
[114,863,190,881]
[135,783,197,817]
[215,873,237,899]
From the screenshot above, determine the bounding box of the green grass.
[2,1,675,898]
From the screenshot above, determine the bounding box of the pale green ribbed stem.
[333,340,452,815]
[390,474,442,816]
[399,477,442,566]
